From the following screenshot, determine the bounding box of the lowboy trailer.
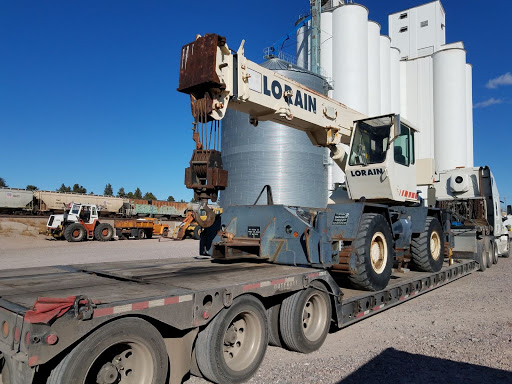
[0,257,475,384]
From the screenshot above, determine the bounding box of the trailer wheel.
[279,282,331,353]
[192,226,202,240]
[145,229,153,239]
[348,213,392,291]
[136,228,145,240]
[46,317,168,384]
[475,239,487,272]
[94,223,113,241]
[266,304,282,347]
[502,239,510,258]
[492,241,499,264]
[410,217,444,273]
[486,241,493,269]
[195,295,268,384]
[64,223,85,242]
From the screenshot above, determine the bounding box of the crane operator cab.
[345,114,418,204]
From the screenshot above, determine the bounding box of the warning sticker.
[248,226,261,238]
[332,213,349,225]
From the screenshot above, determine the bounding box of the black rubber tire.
[502,239,510,258]
[136,228,145,240]
[410,217,444,273]
[64,223,85,242]
[279,282,331,354]
[94,223,113,241]
[492,241,499,264]
[348,213,393,291]
[145,229,153,239]
[266,304,282,347]
[476,239,487,272]
[46,317,168,384]
[486,241,493,269]
[192,226,202,240]
[162,228,169,237]
[195,295,268,384]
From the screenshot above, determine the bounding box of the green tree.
[190,198,198,203]
[0,178,7,188]
[126,191,134,199]
[72,184,87,194]
[132,188,142,199]
[167,195,175,202]
[179,199,185,203]
[26,185,38,191]
[117,187,126,198]
[143,192,157,200]
[104,183,113,196]
[57,183,71,193]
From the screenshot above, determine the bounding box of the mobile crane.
[0,34,479,384]
[178,33,445,291]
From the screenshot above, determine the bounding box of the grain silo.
[390,46,401,114]
[367,21,381,116]
[219,59,329,208]
[433,47,467,172]
[465,63,474,167]
[379,35,391,114]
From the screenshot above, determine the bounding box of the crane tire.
[348,213,393,291]
[492,241,498,264]
[195,295,268,384]
[46,318,168,384]
[94,223,113,241]
[64,223,85,242]
[279,281,331,354]
[410,217,444,273]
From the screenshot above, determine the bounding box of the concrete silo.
[367,21,381,116]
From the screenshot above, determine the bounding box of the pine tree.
[104,183,113,196]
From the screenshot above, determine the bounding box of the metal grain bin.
[220,58,329,208]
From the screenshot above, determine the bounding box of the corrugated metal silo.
[220,59,329,208]
[379,35,391,114]
[465,63,474,167]
[332,4,369,114]
[390,46,401,114]
[367,21,381,116]
[433,47,467,172]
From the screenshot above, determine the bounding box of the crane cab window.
[349,118,391,166]
[394,125,414,166]
[92,206,97,216]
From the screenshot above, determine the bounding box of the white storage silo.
[367,21,381,116]
[379,35,391,114]
[466,63,474,167]
[296,21,311,70]
[433,47,467,172]
[390,47,401,114]
[332,4,369,115]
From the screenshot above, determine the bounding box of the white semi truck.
[0,34,503,384]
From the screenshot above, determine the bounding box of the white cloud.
[473,97,504,108]
[486,72,512,89]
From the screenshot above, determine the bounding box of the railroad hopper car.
[33,191,126,216]
[0,188,34,214]
[130,199,190,219]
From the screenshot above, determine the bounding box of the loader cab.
[345,114,418,203]
[72,203,98,224]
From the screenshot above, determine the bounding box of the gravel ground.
[0,218,511,383]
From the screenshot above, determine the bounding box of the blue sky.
[1,1,510,204]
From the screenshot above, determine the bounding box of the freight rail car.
[0,188,34,214]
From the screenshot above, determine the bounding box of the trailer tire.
[267,304,282,347]
[486,241,493,269]
[136,228,145,240]
[64,223,85,242]
[46,317,168,384]
[279,282,331,353]
[348,213,392,291]
[410,217,444,273]
[475,239,487,272]
[145,229,153,239]
[502,239,510,258]
[94,223,113,241]
[492,241,498,264]
[195,295,268,384]
[192,226,202,240]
